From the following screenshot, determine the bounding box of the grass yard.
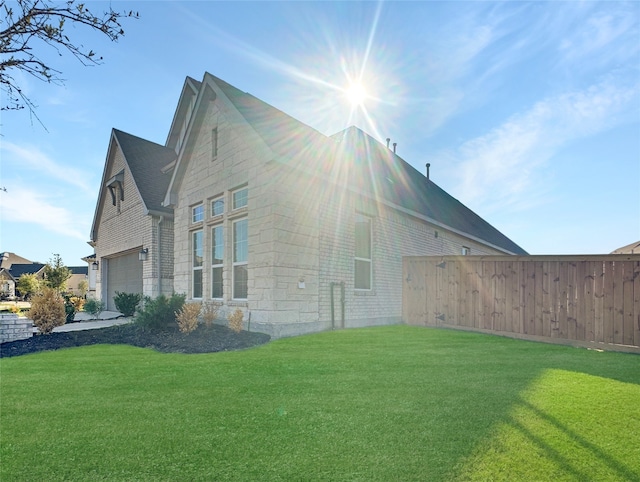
[1,325,639,481]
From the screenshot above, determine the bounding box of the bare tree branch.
[0,0,138,122]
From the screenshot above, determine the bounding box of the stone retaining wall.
[0,313,34,344]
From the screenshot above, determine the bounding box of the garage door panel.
[107,252,142,311]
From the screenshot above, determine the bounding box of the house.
[611,241,640,254]
[67,266,89,297]
[90,72,526,336]
[0,253,46,299]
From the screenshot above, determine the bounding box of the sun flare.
[345,81,368,107]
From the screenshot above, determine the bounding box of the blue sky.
[1,1,639,265]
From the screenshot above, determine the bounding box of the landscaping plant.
[28,287,66,334]
[83,298,105,319]
[113,291,142,317]
[201,302,220,328]
[176,302,201,334]
[135,293,185,332]
[228,308,244,333]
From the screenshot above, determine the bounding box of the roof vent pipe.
[386,138,390,149]
[393,142,397,154]
[426,163,431,180]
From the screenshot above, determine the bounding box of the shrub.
[113,292,142,317]
[62,293,76,323]
[202,302,220,328]
[228,308,244,333]
[135,293,186,332]
[84,298,105,319]
[29,288,66,334]
[176,302,201,334]
[70,296,85,312]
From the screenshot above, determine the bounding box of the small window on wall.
[462,246,470,256]
[192,230,204,299]
[192,204,204,223]
[232,187,248,210]
[354,213,372,290]
[211,225,224,299]
[211,128,218,159]
[211,197,224,216]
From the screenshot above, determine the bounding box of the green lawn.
[1,325,639,481]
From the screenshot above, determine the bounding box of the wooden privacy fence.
[402,255,640,351]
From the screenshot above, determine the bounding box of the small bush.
[113,292,142,317]
[228,308,244,333]
[29,288,66,334]
[135,293,186,332]
[84,298,105,319]
[63,293,76,323]
[176,302,201,334]
[201,302,220,328]
[70,296,85,312]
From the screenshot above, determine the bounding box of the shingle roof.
[68,266,88,275]
[9,263,45,278]
[113,129,176,214]
[208,74,527,255]
[331,127,528,255]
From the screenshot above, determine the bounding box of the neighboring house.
[611,241,640,254]
[67,266,89,296]
[91,72,527,336]
[0,262,46,299]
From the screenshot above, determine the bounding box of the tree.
[16,272,40,299]
[0,0,138,120]
[43,253,71,292]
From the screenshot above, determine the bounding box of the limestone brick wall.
[173,91,271,316]
[0,314,33,343]
[318,191,508,327]
[94,144,163,301]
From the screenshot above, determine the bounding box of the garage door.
[106,251,143,311]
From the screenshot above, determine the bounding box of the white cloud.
[0,142,93,195]
[440,77,640,213]
[0,186,88,242]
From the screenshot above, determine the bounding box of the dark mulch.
[0,323,271,358]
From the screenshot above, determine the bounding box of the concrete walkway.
[53,311,133,333]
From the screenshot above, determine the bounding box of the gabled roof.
[0,252,33,270]
[112,129,176,214]
[166,73,526,255]
[9,263,45,278]
[90,129,176,241]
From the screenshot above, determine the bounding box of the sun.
[345,81,368,107]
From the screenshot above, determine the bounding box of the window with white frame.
[211,196,224,217]
[354,213,372,290]
[462,246,470,256]
[192,230,204,299]
[232,187,248,210]
[192,204,204,223]
[211,128,218,159]
[233,218,248,299]
[211,225,224,299]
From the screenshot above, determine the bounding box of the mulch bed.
[0,323,271,358]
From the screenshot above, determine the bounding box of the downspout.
[330,282,346,330]
[330,282,335,330]
[157,215,163,296]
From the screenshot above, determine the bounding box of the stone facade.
[0,313,33,343]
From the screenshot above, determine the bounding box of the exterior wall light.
[139,248,149,261]
[92,261,99,270]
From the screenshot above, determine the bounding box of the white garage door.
[106,251,143,311]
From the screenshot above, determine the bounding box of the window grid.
[232,188,248,210]
[192,204,204,223]
[233,218,248,299]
